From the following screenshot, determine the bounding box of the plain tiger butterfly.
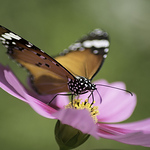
[0,25,110,102]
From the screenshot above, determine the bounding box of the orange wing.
[55,29,109,80]
[55,48,103,79]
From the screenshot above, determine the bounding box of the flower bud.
[55,120,90,150]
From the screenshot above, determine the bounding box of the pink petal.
[53,108,99,139]
[25,93,58,119]
[51,93,70,109]
[86,80,136,123]
[97,118,150,147]
[0,64,27,102]
[27,89,69,108]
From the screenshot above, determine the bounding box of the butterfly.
[0,25,109,101]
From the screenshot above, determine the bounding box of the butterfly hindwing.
[55,29,109,80]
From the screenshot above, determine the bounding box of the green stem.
[59,147,70,150]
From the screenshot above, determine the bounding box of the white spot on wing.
[2,34,12,40]
[69,42,82,51]
[26,42,33,48]
[103,54,107,58]
[26,44,31,47]
[83,39,109,48]
[79,47,85,51]
[0,37,5,41]
[2,41,6,44]
[2,32,21,40]
[82,40,93,48]
[40,49,45,53]
[40,55,46,59]
[93,49,99,54]
[8,32,21,40]
[92,40,109,48]
[74,42,82,48]
[104,48,109,53]
[4,45,8,48]
[12,41,16,45]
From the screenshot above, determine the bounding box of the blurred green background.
[0,0,150,150]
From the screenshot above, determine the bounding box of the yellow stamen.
[65,99,99,123]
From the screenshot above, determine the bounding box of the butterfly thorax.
[67,76,96,95]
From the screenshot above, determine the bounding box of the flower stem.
[59,147,70,150]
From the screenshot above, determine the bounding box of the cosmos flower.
[0,63,150,149]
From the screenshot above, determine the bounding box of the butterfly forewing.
[0,25,75,94]
[55,29,109,80]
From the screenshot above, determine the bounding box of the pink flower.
[0,63,150,147]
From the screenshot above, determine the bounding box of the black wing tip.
[90,28,109,36]
[79,28,109,42]
[58,28,110,57]
[0,25,8,30]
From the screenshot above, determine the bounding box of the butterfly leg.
[47,93,73,105]
[71,94,73,103]
[95,89,102,104]
[87,91,94,104]
[88,90,102,104]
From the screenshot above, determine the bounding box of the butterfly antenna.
[96,84,133,96]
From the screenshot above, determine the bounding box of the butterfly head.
[68,76,96,95]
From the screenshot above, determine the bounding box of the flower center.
[65,99,99,123]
